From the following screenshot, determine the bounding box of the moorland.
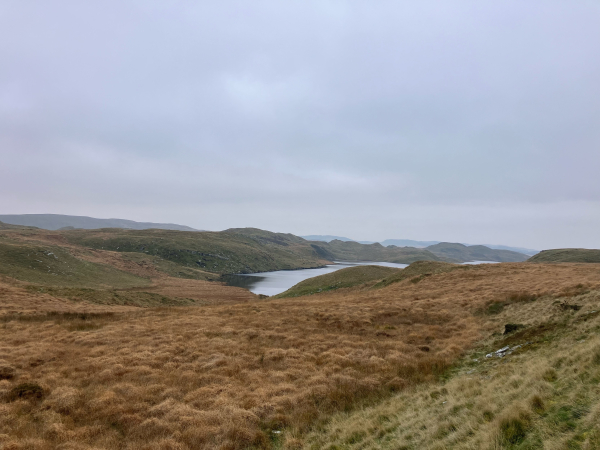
[0,222,599,449]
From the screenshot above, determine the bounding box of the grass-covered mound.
[0,241,149,289]
[275,265,401,298]
[372,260,465,289]
[426,242,528,262]
[529,248,600,263]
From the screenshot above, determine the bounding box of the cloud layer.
[2,1,599,248]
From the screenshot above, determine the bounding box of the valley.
[0,223,598,449]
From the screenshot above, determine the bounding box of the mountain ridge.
[0,214,197,231]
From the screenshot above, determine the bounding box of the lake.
[222,260,500,296]
[221,261,409,296]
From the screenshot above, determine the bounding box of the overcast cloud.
[1,0,599,249]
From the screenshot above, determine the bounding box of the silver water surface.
[222,261,409,296]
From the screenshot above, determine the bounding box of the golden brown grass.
[302,278,600,449]
[1,263,600,449]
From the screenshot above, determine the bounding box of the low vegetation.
[302,286,600,449]
[1,261,600,449]
[275,265,401,298]
[372,261,465,289]
[0,224,598,449]
[0,241,149,289]
[528,248,600,263]
[426,242,528,263]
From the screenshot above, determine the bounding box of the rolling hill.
[425,242,529,262]
[275,265,401,298]
[528,248,600,263]
[0,214,197,231]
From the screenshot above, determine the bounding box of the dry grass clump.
[1,263,600,449]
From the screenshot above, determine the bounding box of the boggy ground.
[1,263,600,449]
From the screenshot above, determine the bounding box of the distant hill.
[275,265,401,298]
[483,244,539,256]
[319,239,442,264]
[0,220,38,230]
[300,235,536,255]
[425,242,528,263]
[381,239,441,248]
[0,214,197,231]
[300,235,355,242]
[528,248,600,263]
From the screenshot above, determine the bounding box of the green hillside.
[276,261,467,298]
[528,248,600,263]
[372,260,466,288]
[0,220,37,231]
[275,265,401,298]
[62,228,447,276]
[312,239,442,264]
[64,227,327,275]
[426,242,528,262]
[0,241,149,288]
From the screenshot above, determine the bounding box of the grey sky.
[1,1,599,249]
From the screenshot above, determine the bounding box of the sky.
[1,1,599,249]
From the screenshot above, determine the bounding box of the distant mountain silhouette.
[0,214,197,231]
[301,235,355,242]
[425,242,528,262]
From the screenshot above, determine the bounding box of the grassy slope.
[0,240,149,289]
[426,242,529,263]
[302,282,600,450]
[0,221,37,231]
[275,265,401,298]
[64,228,328,275]
[275,261,466,298]
[529,248,600,263]
[372,261,466,288]
[1,263,600,449]
[317,240,443,264]
[0,229,254,307]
